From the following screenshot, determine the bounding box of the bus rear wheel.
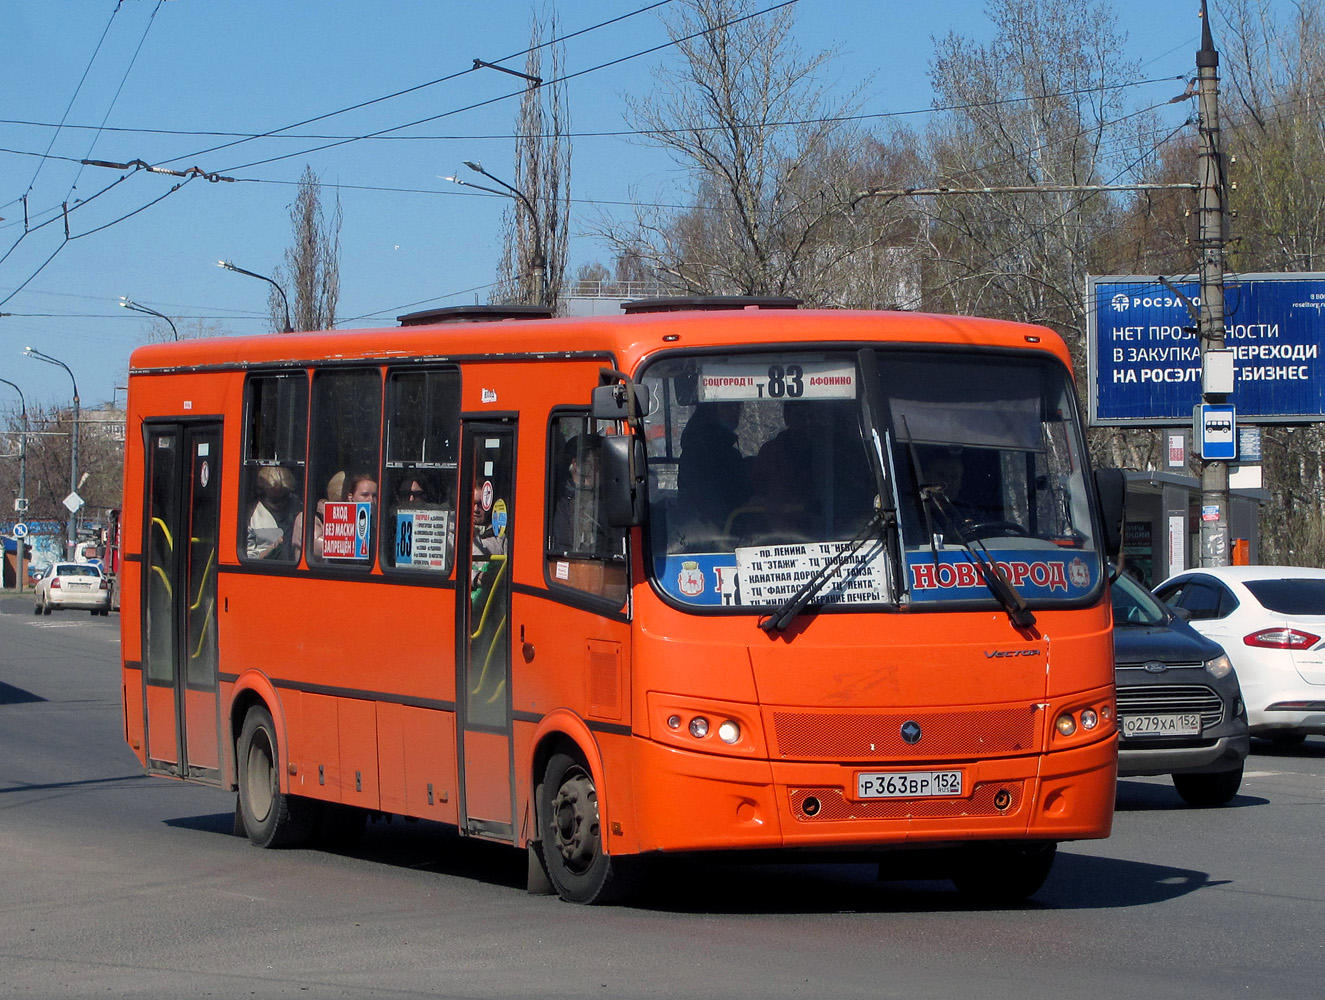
[237,705,316,848]
[950,841,1056,904]
[539,752,636,904]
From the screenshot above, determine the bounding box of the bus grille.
[770,707,1040,761]
[790,783,1024,821]
[1116,684,1224,728]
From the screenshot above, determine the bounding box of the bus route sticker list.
[323,501,372,560]
[395,509,452,569]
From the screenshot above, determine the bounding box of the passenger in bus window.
[246,466,301,561]
[552,435,609,553]
[396,476,430,504]
[344,472,378,504]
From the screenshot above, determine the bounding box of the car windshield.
[1244,579,1325,616]
[640,348,1102,610]
[1111,571,1169,626]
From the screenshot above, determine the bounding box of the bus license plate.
[1121,713,1202,737]
[856,770,963,799]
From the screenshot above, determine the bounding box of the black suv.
[1112,570,1250,806]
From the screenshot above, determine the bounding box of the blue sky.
[0,0,1210,408]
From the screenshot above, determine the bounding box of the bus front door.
[141,422,223,783]
[458,422,516,839]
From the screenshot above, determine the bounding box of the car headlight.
[1204,653,1233,680]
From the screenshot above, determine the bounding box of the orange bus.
[119,298,1125,904]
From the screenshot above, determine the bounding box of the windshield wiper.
[760,508,888,634]
[922,488,1037,631]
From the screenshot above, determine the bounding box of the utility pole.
[1196,0,1232,567]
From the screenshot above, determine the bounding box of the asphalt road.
[2,592,1323,999]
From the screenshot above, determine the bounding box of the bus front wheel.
[950,841,1056,904]
[539,752,637,904]
[237,705,316,849]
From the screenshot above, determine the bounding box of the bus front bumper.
[626,734,1116,855]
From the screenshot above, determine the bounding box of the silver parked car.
[33,562,111,616]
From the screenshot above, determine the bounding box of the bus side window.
[239,373,308,565]
[307,368,382,567]
[545,413,627,605]
[382,368,461,575]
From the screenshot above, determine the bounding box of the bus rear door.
[140,422,223,782]
[458,421,516,838]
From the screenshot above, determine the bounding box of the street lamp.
[0,377,28,589]
[217,259,293,333]
[441,160,546,306]
[23,347,79,559]
[120,296,179,341]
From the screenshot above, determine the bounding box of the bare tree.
[596,0,908,302]
[1220,0,1325,272]
[921,0,1148,364]
[493,7,571,310]
[141,317,234,344]
[1214,0,1325,564]
[271,165,342,332]
[0,402,122,539]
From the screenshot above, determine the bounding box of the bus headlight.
[1055,713,1077,736]
[717,720,741,744]
[1080,708,1099,730]
[689,716,710,738]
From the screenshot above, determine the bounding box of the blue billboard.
[1087,273,1325,425]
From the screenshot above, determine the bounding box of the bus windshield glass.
[641,349,1102,610]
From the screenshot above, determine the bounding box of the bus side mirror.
[592,383,650,421]
[602,435,647,527]
[1094,467,1125,560]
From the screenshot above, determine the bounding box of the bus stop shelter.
[1120,470,1267,588]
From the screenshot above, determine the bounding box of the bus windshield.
[641,349,1102,610]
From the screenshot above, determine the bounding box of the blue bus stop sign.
[1199,403,1237,459]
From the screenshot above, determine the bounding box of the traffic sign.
[1198,403,1237,460]
[13,522,28,538]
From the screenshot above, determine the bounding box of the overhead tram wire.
[0,175,197,309]
[0,81,1193,258]
[214,1,801,175]
[3,1,125,273]
[920,116,1199,313]
[206,85,1196,218]
[0,73,1190,146]
[0,105,1195,297]
[17,1,122,200]
[152,0,679,170]
[63,0,167,201]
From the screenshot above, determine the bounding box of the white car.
[1154,566,1325,744]
[33,562,111,616]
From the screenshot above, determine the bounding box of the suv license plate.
[856,770,963,799]
[1122,713,1202,737]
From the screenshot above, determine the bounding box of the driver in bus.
[916,444,1004,534]
[672,401,750,547]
